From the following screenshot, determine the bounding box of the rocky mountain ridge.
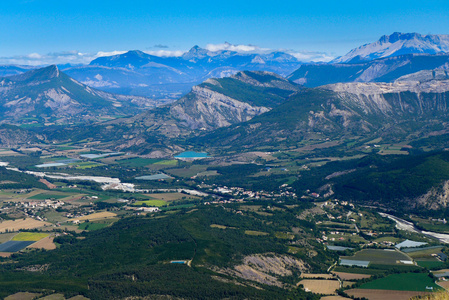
[288,53,449,87]
[197,78,449,150]
[0,65,156,124]
[333,32,449,63]
[63,47,302,99]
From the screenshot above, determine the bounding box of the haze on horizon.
[1,0,448,65]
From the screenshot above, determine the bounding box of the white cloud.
[287,51,334,62]
[204,42,334,62]
[0,51,95,66]
[95,51,127,57]
[143,50,184,57]
[205,42,267,53]
[27,53,42,59]
[0,44,334,66]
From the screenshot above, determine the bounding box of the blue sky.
[1,0,448,65]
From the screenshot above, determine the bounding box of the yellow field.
[74,212,116,221]
[0,218,51,233]
[299,279,340,295]
[12,232,49,241]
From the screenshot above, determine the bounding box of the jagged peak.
[7,65,60,82]
[333,32,449,63]
[182,45,209,60]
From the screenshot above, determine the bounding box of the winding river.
[380,212,449,244]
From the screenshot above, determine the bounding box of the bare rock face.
[217,253,308,287]
[326,80,449,95]
[170,86,270,130]
[417,181,449,210]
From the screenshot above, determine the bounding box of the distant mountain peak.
[182,45,209,60]
[10,64,60,82]
[333,32,449,63]
[123,50,148,58]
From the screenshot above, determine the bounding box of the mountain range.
[62,47,302,99]
[2,32,449,154]
[193,78,449,150]
[0,65,156,125]
[332,32,449,63]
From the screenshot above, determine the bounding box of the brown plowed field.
[333,271,371,280]
[0,218,51,233]
[299,279,340,294]
[27,236,56,250]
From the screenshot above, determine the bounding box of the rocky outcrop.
[217,253,308,287]
[417,180,449,210]
[170,86,270,130]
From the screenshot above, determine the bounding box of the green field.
[116,158,163,167]
[154,160,178,166]
[78,222,109,231]
[360,273,441,291]
[332,266,386,275]
[28,193,69,200]
[12,232,49,241]
[416,260,446,269]
[133,200,168,207]
[72,162,103,169]
[160,204,196,211]
[341,249,411,265]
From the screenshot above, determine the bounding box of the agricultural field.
[405,247,443,259]
[320,296,351,300]
[12,232,49,241]
[78,219,116,231]
[165,165,209,178]
[0,218,51,233]
[133,200,167,207]
[298,279,340,294]
[115,157,164,167]
[28,193,70,200]
[26,236,56,250]
[359,273,441,291]
[412,217,449,233]
[346,289,432,300]
[73,212,117,222]
[417,260,445,269]
[0,241,35,252]
[341,249,412,265]
[145,192,199,202]
[4,292,42,300]
[0,233,17,243]
[332,272,371,280]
